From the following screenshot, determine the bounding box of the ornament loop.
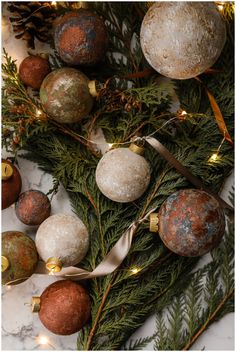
[2,162,13,181]
[46,257,62,273]
[129,143,144,155]
[1,256,10,272]
[31,296,41,312]
[149,213,159,233]
[88,80,98,97]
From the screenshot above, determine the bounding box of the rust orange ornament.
[32,280,91,335]
[19,55,51,89]
[54,10,108,66]
[2,159,22,210]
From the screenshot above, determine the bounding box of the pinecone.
[7,2,56,49]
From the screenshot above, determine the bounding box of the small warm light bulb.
[37,335,49,345]
[51,1,57,6]
[108,143,114,149]
[36,109,42,117]
[180,110,187,116]
[217,4,224,11]
[209,153,219,163]
[130,267,141,275]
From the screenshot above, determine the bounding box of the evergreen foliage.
[2,2,234,350]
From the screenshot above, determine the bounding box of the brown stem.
[182,289,234,350]
[85,282,113,350]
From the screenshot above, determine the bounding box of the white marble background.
[1,2,234,351]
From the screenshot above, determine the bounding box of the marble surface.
[1,3,235,351]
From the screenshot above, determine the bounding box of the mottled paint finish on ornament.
[158,189,225,257]
[140,2,226,79]
[15,190,51,226]
[2,231,38,285]
[96,148,151,203]
[35,213,89,267]
[19,55,51,89]
[2,159,22,210]
[40,68,93,123]
[54,10,108,66]
[39,280,91,335]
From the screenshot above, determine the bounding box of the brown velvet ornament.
[38,280,91,335]
[15,190,51,226]
[2,159,22,210]
[19,55,51,89]
[54,10,108,66]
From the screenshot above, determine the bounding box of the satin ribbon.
[145,136,233,212]
[35,207,156,280]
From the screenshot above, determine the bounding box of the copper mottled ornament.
[19,55,51,89]
[157,189,225,257]
[140,2,226,79]
[15,190,51,226]
[2,231,38,285]
[35,214,89,272]
[96,144,151,203]
[54,10,108,66]
[40,68,95,123]
[32,280,91,335]
[2,159,22,210]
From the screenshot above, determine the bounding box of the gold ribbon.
[34,208,156,280]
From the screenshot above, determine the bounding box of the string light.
[108,143,114,149]
[208,135,226,163]
[130,267,141,275]
[180,110,187,116]
[35,109,43,117]
[216,2,225,11]
[36,335,49,345]
[51,1,57,6]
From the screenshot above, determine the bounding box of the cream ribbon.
[35,207,156,280]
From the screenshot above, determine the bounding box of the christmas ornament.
[2,159,22,210]
[40,68,97,123]
[2,231,38,285]
[7,2,56,49]
[140,2,226,79]
[15,190,51,226]
[96,144,151,202]
[35,213,89,272]
[32,280,91,335]
[150,189,225,257]
[54,10,108,66]
[19,55,51,89]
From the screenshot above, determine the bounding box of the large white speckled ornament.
[35,214,89,270]
[96,146,151,202]
[140,2,226,79]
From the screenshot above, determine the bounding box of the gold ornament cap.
[46,257,62,273]
[2,162,13,181]
[88,80,98,97]
[31,296,41,312]
[39,52,49,60]
[149,213,159,232]
[129,143,144,155]
[1,256,10,272]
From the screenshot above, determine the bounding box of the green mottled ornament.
[40,68,97,124]
[2,231,38,285]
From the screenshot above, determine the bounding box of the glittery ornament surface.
[15,190,51,226]
[140,2,226,79]
[19,55,51,89]
[35,213,89,267]
[2,231,38,285]
[38,280,91,335]
[158,189,225,257]
[2,159,22,210]
[96,148,151,202]
[40,68,93,123]
[54,10,108,66]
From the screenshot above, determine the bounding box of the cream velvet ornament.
[35,214,89,272]
[140,2,226,79]
[96,144,151,202]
